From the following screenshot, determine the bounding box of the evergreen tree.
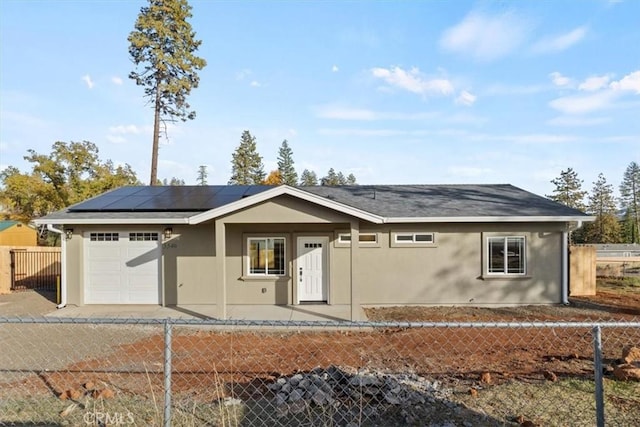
[546,168,587,211]
[228,130,265,185]
[128,0,207,185]
[164,177,185,185]
[583,173,621,243]
[346,173,357,185]
[277,140,298,186]
[299,169,318,186]
[619,161,640,243]
[321,168,340,186]
[196,165,208,185]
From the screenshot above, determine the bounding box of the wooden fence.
[569,245,597,296]
[0,246,61,294]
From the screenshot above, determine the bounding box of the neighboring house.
[34,184,593,320]
[593,243,640,258]
[0,220,38,246]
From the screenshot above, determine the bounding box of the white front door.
[297,237,328,302]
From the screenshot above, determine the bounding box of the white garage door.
[85,231,160,304]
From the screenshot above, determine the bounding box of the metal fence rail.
[0,317,638,426]
[9,250,61,292]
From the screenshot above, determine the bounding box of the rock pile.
[268,365,452,417]
[612,346,640,381]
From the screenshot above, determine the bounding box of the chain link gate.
[0,317,638,426]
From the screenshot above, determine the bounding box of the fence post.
[592,325,605,427]
[164,318,172,427]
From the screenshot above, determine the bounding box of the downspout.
[562,220,583,305]
[47,224,67,309]
[561,230,569,305]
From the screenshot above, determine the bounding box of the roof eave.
[384,215,596,223]
[33,217,190,225]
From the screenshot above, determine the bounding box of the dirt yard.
[1,279,638,425]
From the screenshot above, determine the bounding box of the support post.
[163,319,172,427]
[350,220,360,321]
[592,325,605,427]
[215,220,227,319]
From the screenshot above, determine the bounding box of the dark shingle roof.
[301,184,588,218]
[36,184,589,224]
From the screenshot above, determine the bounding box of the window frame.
[334,231,380,247]
[485,235,527,276]
[390,232,436,248]
[246,236,287,277]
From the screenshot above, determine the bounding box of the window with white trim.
[129,232,159,241]
[394,232,434,244]
[487,236,526,275]
[90,232,119,242]
[337,232,378,244]
[248,237,286,276]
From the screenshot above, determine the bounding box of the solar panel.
[69,185,273,212]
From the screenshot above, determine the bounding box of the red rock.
[613,363,640,381]
[480,372,492,384]
[622,346,640,364]
[543,370,558,382]
[469,388,478,397]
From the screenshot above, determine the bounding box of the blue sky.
[1,0,638,198]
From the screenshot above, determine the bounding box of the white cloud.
[332,65,339,72]
[579,75,611,91]
[82,74,94,89]
[439,11,529,61]
[610,70,640,94]
[455,90,477,106]
[250,80,261,87]
[111,76,123,85]
[109,124,144,134]
[370,66,454,96]
[549,91,617,114]
[549,72,572,87]
[532,26,587,54]
[547,116,611,127]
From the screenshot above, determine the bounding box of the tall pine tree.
[277,140,298,185]
[228,131,265,185]
[619,161,640,243]
[546,168,587,211]
[128,0,207,185]
[196,165,208,185]
[583,173,621,243]
[299,169,318,186]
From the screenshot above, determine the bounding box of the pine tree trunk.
[150,85,161,186]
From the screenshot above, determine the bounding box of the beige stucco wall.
[162,224,216,305]
[220,195,355,305]
[60,194,567,308]
[350,223,564,306]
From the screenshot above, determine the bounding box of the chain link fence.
[1,317,639,426]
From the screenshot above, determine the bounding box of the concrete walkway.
[45,303,362,321]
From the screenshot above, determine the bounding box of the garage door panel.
[85,231,160,304]
[88,260,121,272]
